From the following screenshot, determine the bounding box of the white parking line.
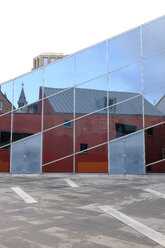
[64,179,79,188]
[144,188,165,199]
[98,205,165,247]
[11,187,37,203]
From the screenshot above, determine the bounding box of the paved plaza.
[0,174,164,247]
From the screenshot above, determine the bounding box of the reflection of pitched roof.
[156,94,165,107]
[44,87,164,116]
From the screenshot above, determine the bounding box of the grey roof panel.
[43,87,164,117]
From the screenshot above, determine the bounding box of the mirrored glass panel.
[108,28,140,72]
[144,88,165,128]
[143,52,165,92]
[110,131,144,175]
[13,68,43,109]
[109,62,142,104]
[76,42,107,84]
[145,123,165,173]
[12,99,42,143]
[0,80,13,113]
[142,16,165,58]
[75,144,108,173]
[43,120,73,165]
[42,156,73,173]
[43,87,74,130]
[44,55,75,91]
[0,144,10,172]
[75,75,107,117]
[109,95,143,141]
[0,112,11,147]
[11,133,41,174]
[75,109,107,153]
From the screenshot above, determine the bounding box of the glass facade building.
[0,16,165,174]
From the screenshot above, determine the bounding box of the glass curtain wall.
[0,16,165,174]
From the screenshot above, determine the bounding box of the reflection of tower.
[17,83,28,108]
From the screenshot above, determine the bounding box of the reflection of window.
[50,58,55,63]
[115,123,137,138]
[0,131,10,148]
[27,103,38,114]
[37,58,40,68]
[104,97,116,112]
[147,128,154,136]
[43,57,48,66]
[64,120,72,128]
[34,59,36,69]
[80,144,88,153]
[162,148,165,159]
[0,101,2,110]
[12,132,33,143]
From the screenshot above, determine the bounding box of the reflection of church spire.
[17,82,28,108]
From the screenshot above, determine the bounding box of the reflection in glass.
[145,123,165,173]
[42,156,73,173]
[110,131,144,174]
[13,69,43,109]
[75,144,108,173]
[109,62,142,99]
[0,144,10,172]
[0,112,11,146]
[44,55,74,90]
[43,121,73,165]
[144,88,165,128]
[43,87,74,130]
[75,109,107,153]
[108,28,140,72]
[76,42,107,84]
[143,52,165,92]
[75,75,108,117]
[0,81,13,113]
[142,16,165,58]
[12,100,42,143]
[109,96,143,141]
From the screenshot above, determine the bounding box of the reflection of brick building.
[0,86,165,173]
[0,90,13,114]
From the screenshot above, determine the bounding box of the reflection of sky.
[109,28,141,72]
[109,62,142,93]
[143,17,165,58]
[44,56,75,89]
[13,69,43,108]
[143,52,165,93]
[76,42,107,84]
[144,87,165,105]
[77,75,107,91]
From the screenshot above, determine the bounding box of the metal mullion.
[140,25,146,175]
[73,54,76,173]
[106,40,110,174]
[40,68,44,174]
[10,80,14,173]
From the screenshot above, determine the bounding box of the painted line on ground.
[144,188,165,199]
[98,205,165,247]
[11,187,37,203]
[64,179,79,188]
